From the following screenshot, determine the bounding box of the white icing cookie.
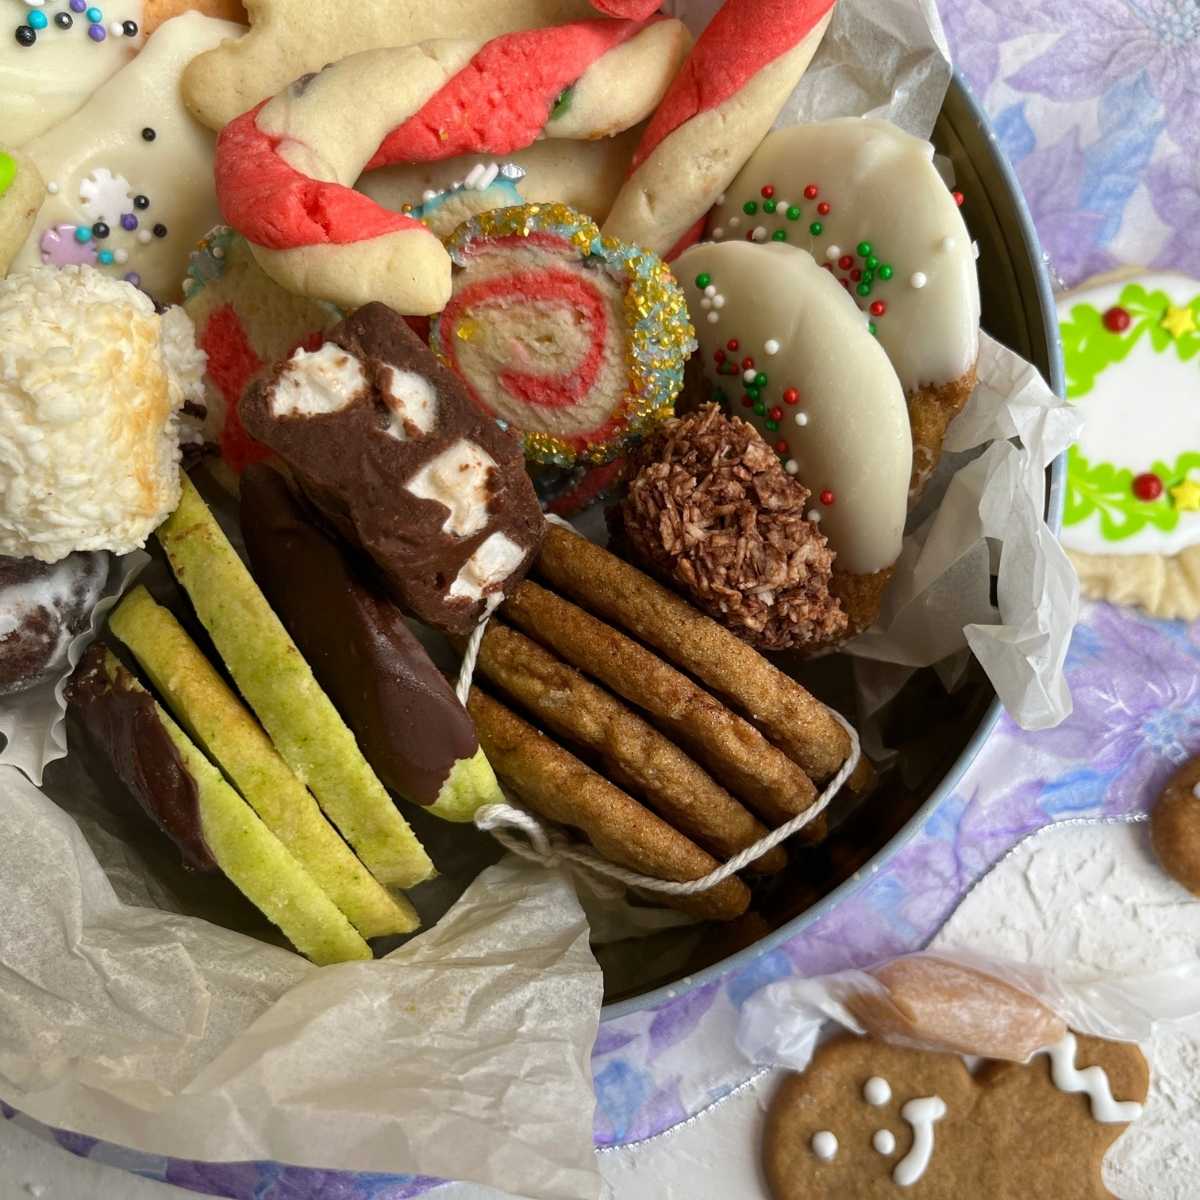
[1059,271,1200,617]
[0,0,142,147]
[12,12,242,305]
[933,821,1200,1200]
[675,240,911,577]
[709,119,980,397]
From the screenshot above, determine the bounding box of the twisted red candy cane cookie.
[431,204,695,468]
[603,0,837,258]
[215,17,690,315]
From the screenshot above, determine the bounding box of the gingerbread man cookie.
[1151,755,1200,897]
[764,1033,1148,1199]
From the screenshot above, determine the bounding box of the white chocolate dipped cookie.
[1059,270,1200,619]
[675,239,911,637]
[12,12,242,305]
[0,0,143,147]
[709,118,981,500]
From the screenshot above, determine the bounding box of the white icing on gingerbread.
[893,1095,946,1186]
[864,1076,891,1106]
[13,13,238,303]
[810,1130,838,1161]
[676,240,911,576]
[710,118,980,396]
[1040,1032,1144,1124]
[1058,271,1200,558]
[873,1128,896,1155]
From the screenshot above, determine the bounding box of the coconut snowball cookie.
[1058,270,1200,619]
[675,240,911,639]
[709,118,980,500]
[0,266,203,563]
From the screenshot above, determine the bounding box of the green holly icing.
[1062,282,1200,539]
[1066,448,1200,542]
[549,86,574,121]
[0,152,16,200]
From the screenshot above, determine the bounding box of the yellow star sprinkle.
[1170,478,1200,512]
[1160,305,1197,339]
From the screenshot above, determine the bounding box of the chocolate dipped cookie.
[239,302,545,636]
[240,464,503,822]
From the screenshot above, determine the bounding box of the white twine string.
[473,711,861,897]
[457,512,863,896]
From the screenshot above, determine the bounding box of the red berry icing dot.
[1133,472,1163,501]
[851,268,862,282]
[952,190,964,206]
[803,184,818,199]
[741,394,754,408]
[775,439,789,455]
[726,339,739,352]
[819,489,835,506]
[816,202,830,215]
[769,406,783,421]
[761,184,775,199]
[869,300,887,317]
[714,348,725,364]
[1103,306,1132,333]
[742,356,755,370]
[838,254,854,270]
[783,387,799,405]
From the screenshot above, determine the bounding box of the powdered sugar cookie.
[1059,271,1200,619]
[12,13,241,305]
[709,118,981,500]
[674,239,911,637]
[0,0,142,147]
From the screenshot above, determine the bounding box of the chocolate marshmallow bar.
[239,303,545,635]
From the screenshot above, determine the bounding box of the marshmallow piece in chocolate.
[240,302,544,635]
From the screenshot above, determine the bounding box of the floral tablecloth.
[5,0,1199,1195]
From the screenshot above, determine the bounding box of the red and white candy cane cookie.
[215,17,690,315]
[603,0,837,258]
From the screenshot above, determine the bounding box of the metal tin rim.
[601,71,1067,1022]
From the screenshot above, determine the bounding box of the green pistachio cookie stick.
[74,648,372,965]
[110,587,419,937]
[156,476,435,890]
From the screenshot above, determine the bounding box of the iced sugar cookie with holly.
[1059,271,1200,619]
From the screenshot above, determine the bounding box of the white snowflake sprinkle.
[729,215,741,228]
[940,236,955,252]
[910,271,927,289]
[764,339,780,355]
[794,412,809,427]
[706,311,719,324]
[136,229,152,245]
[807,509,821,524]
[78,167,133,224]
[752,226,768,242]
[825,244,841,261]
[114,248,128,264]
[700,297,713,310]
[704,284,717,297]
[711,226,724,240]
[785,459,799,475]
[712,295,725,309]
[46,180,59,195]
[742,368,757,383]
[108,19,123,34]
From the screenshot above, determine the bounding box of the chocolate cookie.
[1151,755,1200,896]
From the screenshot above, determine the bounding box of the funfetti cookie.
[763,1032,1148,1200]
[12,12,243,305]
[1058,271,1200,619]
[709,118,982,501]
[675,239,912,640]
[182,0,602,131]
[0,0,142,147]
[0,147,45,275]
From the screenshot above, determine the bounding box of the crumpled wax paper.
[0,766,604,1199]
[0,550,147,784]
